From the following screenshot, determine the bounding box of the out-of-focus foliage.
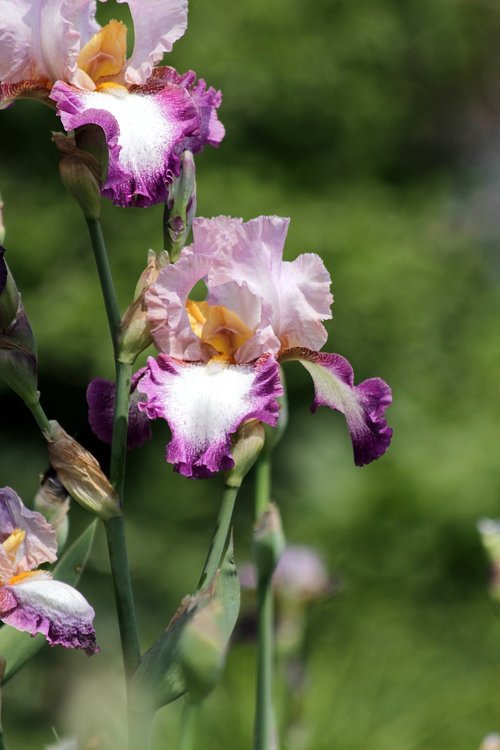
[1,0,500,748]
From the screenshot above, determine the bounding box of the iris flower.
[133,215,392,478]
[0,487,98,654]
[0,0,224,206]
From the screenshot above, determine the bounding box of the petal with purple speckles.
[137,353,282,478]
[51,67,224,207]
[281,347,392,466]
[0,571,98,654]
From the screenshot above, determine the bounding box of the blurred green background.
[2,0,500,747]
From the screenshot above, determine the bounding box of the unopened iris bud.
[179,599,227,702]
[117,250,169,364]
[253,502,285,581]
[34,472,70,551]
[54,131,103,220]
[0,247,38,405]
[163,150,196,262]
[225,420,266,489]
[45,421,121,520]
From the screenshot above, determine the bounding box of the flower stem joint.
[54,130,105,220]
[163,150,197,262]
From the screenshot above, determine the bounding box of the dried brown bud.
[34,473,70,551]
[45,421,121,520]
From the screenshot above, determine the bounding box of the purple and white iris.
[0,487,98,654]
[130,215,392,478]
[0,0,224,206]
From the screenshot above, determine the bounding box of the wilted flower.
[132,216,392,478]
[0,487,98,653]
[0,0,224,207]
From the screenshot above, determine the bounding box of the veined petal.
[117,0,188,85]
[0,487,57,572]
[147,249,213,359]
[24,0,99,84]
[0,571,98,654]
[86,372,152,450]
[137,353,282,478]
[0,0,33,84]
[281,348,392,466]
[51,67,223,207]
[194,216,332,349]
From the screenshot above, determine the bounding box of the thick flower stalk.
[0,0,224,206]
[0,487,98,654]
[98,216,392,478]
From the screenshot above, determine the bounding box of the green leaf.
[0,519,97,683]
[131,539,241,712]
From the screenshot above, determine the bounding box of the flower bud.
[163,150,196,262]
[45,421,121,520]
[253,502,285,581]
[0,247,38,405]
[34,472,70,551]
[53,131,102,220]
[117,250,169,364]
[179,599,227,702]
[225,420,266,489]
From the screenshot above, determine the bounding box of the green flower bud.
[253,502,285,581]
[45,421,121,521]
[53,131,102,220]
[163,151,196,262]
[225,420,266,489]
[117,250,169,364]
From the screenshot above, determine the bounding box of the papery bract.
[0,487,98,654]
[0,0,224,207]
[136,216,392,478]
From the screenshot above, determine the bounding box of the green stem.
[254,452,277,750]
[179,700,200,750]
[85,217,121,349]
[27,398,51,433]
[129,709,154,750]
[197,484,239,591]
[84,216,142,745]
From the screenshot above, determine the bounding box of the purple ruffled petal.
[137,352,282,478]
[281,347,392,466]
[0,572,98,654]
[50,67,224,208]
[86,373,152,450]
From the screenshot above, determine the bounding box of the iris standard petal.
[0,487,57,571]
[281,347,392,466]
[51,68,223,207]
[118,0,188,85]
[0,571,98,654]
[137,352,282,478]
[0,0,32,84]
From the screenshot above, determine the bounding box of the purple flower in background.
[0,487,98,654]
[240,545,333,602]
[136,215,392,478]
[0,0,224,206]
